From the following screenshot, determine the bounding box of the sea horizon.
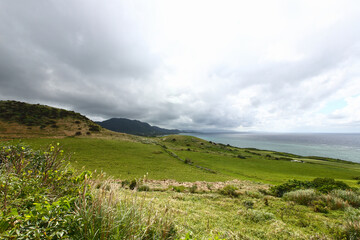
[181,132,360,163]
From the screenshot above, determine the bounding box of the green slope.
[15,135,360,186]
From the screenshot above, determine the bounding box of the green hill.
[1,101,360,239]
[0,100,102,138]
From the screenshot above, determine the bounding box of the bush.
[172,186,186,193]
[243,200,254,209]
[89,124,100,132]
[129,179,137,190]
[322,195,349,210]
[220,185,239,198]
[138,185,150,192]
[312,200,329,213]
[0,143,87,238]
[342,221,360,240]
[330,190,360,208]
[243,209,275,223]
[189,184,197,193]
[121,179,130,187]
[271,180,312,197]
[271,178,351,197]
[312,178,350,193]
[184,158,193,164]
[283,189,319,206]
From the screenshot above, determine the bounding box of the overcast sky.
[1,0,360,132]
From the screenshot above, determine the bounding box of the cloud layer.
[1,0,360,132]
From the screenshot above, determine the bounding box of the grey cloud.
[1,1,360,131]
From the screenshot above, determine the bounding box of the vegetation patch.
[0,144,176,239]
[271,178,351,197]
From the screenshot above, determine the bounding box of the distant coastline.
[181,132,360,163]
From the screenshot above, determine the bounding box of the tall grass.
[330,190,360,208]
[283,189,319,206]
[72,178,176,239]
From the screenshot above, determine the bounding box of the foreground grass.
[16,135,360,186]
[129,188,355,239]
[0,143,176,239]
[1,141,360,239]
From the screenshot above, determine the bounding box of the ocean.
[180,132,360,163]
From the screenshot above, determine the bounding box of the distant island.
[96,118,181,136]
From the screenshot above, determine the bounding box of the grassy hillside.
[0,100,103,138]
[16,135,360,186]
[2,101,360,239]
[1,141,360,239]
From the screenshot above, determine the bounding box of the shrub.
[75,131,82,136]
[271,180,312,197]
[189,184,197,193]
[322,195,349,210]
[138,185,150,192]
[172,186,186,193]
[271,178,351,197]
[184,158,193,164]
[330,190,360,208]
[121,179,130,187]
[129,179,137,190]
[243,200,255,209]
[243,209,275,223]
[246,191,263,199]
[0,143,87,238]
[220,185,239,198]
[312,178,350,193]
[89,124,100,132]
[312,200,329,213]
[342,221,360,240]
[283,189,319,206]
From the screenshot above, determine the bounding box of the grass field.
[13,134,360,186]
[3,134,360,239]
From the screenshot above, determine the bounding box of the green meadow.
[3,134,360,239]
[16,134,360,186]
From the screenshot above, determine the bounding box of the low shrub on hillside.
[271,178,351,197]
[321,195,349,210]
[271,180,312,197]
[330,190,360,208]
[172,186,186,193]
[243,209,275,223]
[138,185,150,192]
[220,185,240,198]
[283,189,319,206]
[0,143,86,238]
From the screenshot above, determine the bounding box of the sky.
[1,0,360,132]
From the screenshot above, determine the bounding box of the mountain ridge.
[96,118,181,136]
